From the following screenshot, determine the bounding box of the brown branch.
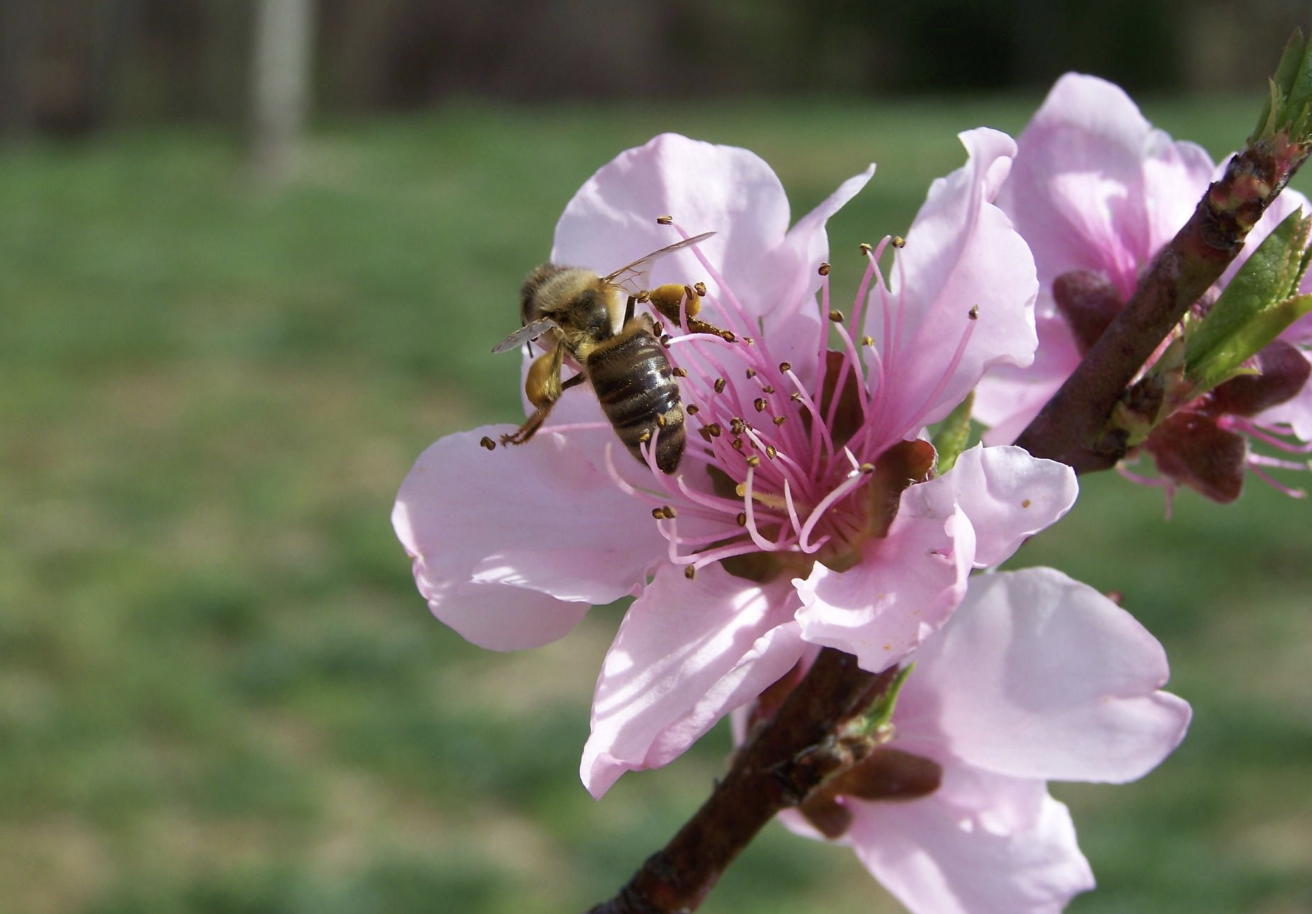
[587,650,887,914]
[1014,130,1312,469]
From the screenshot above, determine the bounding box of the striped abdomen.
[587,327,685,474]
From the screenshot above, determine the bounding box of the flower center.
[593,226,977,580]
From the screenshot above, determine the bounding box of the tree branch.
[1014,130,1312,470]
[587,650,886,914]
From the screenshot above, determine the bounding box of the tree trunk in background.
[0,0,41,139]
[250,0,314,178]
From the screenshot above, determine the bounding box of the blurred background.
[2,1,1311,913]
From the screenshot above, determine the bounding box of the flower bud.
[1052,269,1123,353]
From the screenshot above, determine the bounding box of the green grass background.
[2,94,1310,914]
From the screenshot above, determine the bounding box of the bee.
[492,232,729,474]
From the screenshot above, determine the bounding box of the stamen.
[782,478,805,541]
[798,466,872,552]
[742,466,782,551]
[898,308,978,444]
[849,236,891,341]
[831,317,872,415]
[1247,462,1308,498]
[675,473,752,515]
[784,367,834,469]
[1223,416,1312,453]
[1247,453,1312,472]
[667,223,759,342]
[534,421,613,434]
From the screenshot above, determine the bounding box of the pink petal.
[582,566,802,797]
[996,73,1212,297]
[552,133,791,319]
[795,477,973,672]
[393,427,666,646]
[403,577,590,652]
[945,446,1078,568]
[844,780,1094,914]
[871,127,1039,436]
[897,568,1191,784]
[763,166,876,318]
[581,563,804,797]
[757,166,876,382]
[972,370,1063,446]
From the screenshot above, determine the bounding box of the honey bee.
[492,232,728,474]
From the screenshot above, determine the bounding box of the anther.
[479,436,496,450]
[779,361,792,372]
[773,415,787,426]
[638,430,652,443]
[662,506,678,519]
[746,455,761,468]
[790,392,802,402]
[657,215,673,225]
[829,310,844,323]
[969,305,979,320]
[766,445,777,460]
[742,336,754,345]
[693,281,707,296]
[862,335,875,346]
[684,565,697,580]
[706,423,723,438]
[819,262,831,276]
[732,438,744,451]
[684,284,695,300]
[652,507,665,519]
[859,463,876,474]
[730,418,746,435]
[686,403,700,415]
[721,331,737,343]
[660,334,673,345]
[754,398,767,412]
[745,367,756,379]
[637,290,651,303]
[653,320,665,336]
[714,377,727,393]
[892,236,906,248]
[761,385,774,394]
[673,367,689,377]
[736,511,748,527]
[859,242,873,255]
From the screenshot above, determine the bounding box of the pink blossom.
[737,568,1191,914]
[394,132,1078,797]
[974,73,1312,502]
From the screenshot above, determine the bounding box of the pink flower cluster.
[975,73,1312,503]
[393,80,1211,913]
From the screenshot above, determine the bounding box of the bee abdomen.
[588,331,686,474]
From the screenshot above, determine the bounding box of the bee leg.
[501,346,580,447]
[646,283,735,341]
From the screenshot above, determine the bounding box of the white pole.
[251,0,315,177]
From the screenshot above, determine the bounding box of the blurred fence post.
[250,0,315,178]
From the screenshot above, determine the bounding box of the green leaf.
[855,664,915,739]
[1252,30,1305,140]
[1186,208,1312,391]
[930,391,974,473]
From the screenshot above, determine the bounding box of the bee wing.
[492,317,558,354]
[602,231,716,296]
